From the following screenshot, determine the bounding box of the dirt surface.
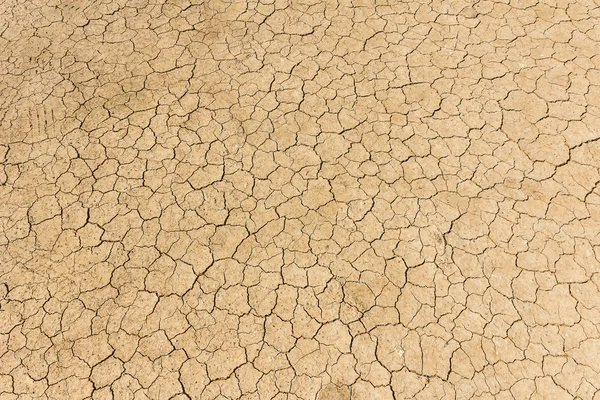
[1,0,600,399]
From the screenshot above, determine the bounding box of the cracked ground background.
[1,0,600,398]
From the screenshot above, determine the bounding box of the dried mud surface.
[2,0,600,399]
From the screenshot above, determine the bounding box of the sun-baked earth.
[1,0,600,399]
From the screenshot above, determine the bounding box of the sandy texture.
[2,0,600,399]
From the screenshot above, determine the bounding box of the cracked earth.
[1,0,600,399]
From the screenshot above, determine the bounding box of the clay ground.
[1,0,600,399]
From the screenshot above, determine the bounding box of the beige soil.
[1,0,600,399]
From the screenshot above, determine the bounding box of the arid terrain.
[1,0,600,399]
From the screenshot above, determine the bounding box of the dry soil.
[1,0,600,399]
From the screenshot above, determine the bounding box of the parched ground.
[1,0,600,398]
